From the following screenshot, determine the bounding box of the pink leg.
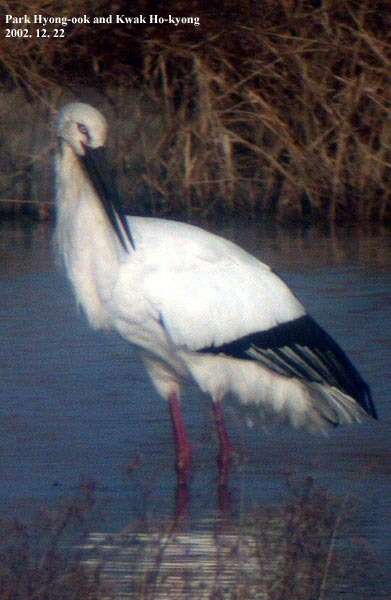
[168,392,192,487]
[213,401,235,486]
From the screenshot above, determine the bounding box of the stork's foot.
[176,444,192,487]
[175,441,192,517]
[217,445,236,487]
[176,479,191,518]
[213,401,236,485]
[217,444,235,470]
[218,480,232,515]
[169,391,193,487]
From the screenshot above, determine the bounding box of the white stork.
[54,102,377,485]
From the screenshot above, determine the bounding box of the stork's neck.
[54,144,121,329]
[55,144,118,257]
[55,146,83,216]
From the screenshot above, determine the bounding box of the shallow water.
[1,221,390,597]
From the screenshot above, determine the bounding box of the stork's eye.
[77,123,89,135]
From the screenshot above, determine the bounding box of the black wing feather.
[199,314,377,419]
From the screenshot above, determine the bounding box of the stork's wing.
[144,253,305,351]
[143,249,375,420]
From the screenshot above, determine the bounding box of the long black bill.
[80,146,135,251]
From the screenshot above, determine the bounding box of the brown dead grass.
[0,0,390,223]
[0,484,114,599]
[0,478,383,599]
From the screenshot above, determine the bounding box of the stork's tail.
[218,357,375,433]
[200,314,377,429]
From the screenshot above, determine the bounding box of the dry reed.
[0,0,390,223]
[0,478,383,599]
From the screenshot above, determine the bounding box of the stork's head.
[57,102,133,251]
[57,102,108,156]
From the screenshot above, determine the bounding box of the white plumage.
[54,103,377,481]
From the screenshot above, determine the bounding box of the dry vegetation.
[0,478,383,599]
[0,0,390,223]
[0,484,114,599]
